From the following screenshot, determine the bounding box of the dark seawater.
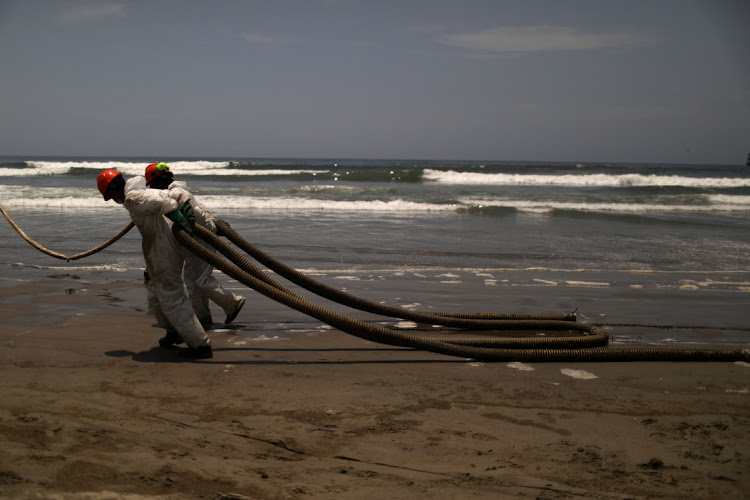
[1,156,749,347]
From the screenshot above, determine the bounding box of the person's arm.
[124,177,178,216]
[164,186,196,233]
[164,205,194,234]
[166,185,192,208]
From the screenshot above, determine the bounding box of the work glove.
[166,208,193,235]
[180,201,196,231]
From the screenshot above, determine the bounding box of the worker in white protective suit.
[145,162,246,327]
[96,169,212,359]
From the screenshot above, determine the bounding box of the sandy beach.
[2,0,750,494]
[0,274,748,500]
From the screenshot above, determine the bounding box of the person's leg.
[186,247,245,324]
[183,254,213,326]
[151,269,211,359]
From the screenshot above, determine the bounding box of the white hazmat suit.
[166,180,245,325]
[123,176,210,349]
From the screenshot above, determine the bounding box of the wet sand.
[1,275,749,499]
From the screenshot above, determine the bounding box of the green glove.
[180,201,196,231]
[166,208,193,235]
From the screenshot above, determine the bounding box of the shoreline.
[1,277,749,498]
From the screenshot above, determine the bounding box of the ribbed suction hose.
[176,224,749,362]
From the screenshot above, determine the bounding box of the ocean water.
[1,156,749,347]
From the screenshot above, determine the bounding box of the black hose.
[212,220,576,326]
[177,225,749,362]
[197,225,602,350]
[196,224,590,333]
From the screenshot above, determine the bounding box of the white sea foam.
[6,162,749,191]
[8,160,224,177]
[233,334,283,342]
[0,188,456,212]
[533,279,558,285]
[425,169,750,188]
[460,197,750,213]
[201,168,328,176]
[0,160,328,177]
[507,361,535,371]
[0,196,115,209]
[566,280,610,287]
[395,321,418,329]
[197,197,456,212]
[709,194,750,205]
[400,303,421,310]
[560,368,598,380]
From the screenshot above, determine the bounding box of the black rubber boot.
[225,297,246,324]
[179,344,213,359]
[158,330,185,348]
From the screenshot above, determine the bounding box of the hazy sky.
[1,0,748,164]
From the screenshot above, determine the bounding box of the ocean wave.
[424,170,750,188]
[0,160,420,182]
[4,160,748,190]
[459,197,750,213]
[0,196,119,209]
[196,196,455,212]
[0,160,332,177]
[10,262,132,272]
[0,192,455,212]
[709,194,750,205]
[3,191,748,215]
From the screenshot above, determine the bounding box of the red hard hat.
[145,162,170,185]
[97,169,123,200]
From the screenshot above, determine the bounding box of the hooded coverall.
[123,176,210,349]
[166,180,245,325]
